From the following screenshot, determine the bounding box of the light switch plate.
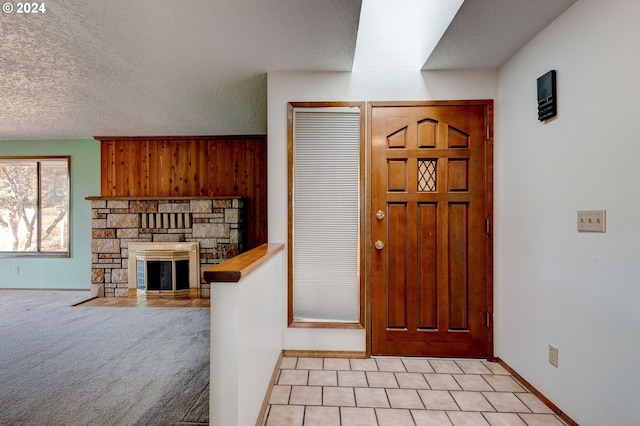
[577,210,606,232]
[549,344,559,368]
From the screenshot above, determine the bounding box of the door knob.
[376,210,385,220]
[375,240,384,250]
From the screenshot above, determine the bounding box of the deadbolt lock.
[376,210,385,220]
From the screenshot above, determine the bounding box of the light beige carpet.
[0,290,209,425]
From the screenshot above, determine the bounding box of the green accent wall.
[0,139,100,289]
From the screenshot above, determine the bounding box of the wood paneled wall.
[97,136,267,249]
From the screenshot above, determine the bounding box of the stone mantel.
[88,196,245,298]
[86,196,243,201]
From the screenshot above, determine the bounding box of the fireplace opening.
[128,242,200,299]
[136,250,191,298]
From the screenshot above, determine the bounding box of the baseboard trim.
[255,352,283,426]
[281,350,368,359]
[494,358,578,426]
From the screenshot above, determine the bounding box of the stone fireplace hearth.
[88,197,245,298]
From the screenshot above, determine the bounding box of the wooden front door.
[370,101,492,358]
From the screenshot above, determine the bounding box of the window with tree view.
[0,157,70,256]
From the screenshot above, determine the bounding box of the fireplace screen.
[136,250,190,295]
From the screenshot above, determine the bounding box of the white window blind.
[292,108,361,322]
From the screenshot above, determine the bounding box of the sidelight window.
[288,103,364,327]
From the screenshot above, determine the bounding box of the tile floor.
[262,357,568,426]
[76,296,210,308]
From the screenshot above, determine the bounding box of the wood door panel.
[388,127,408,148]
[417,119,437,148]
[371,102,492,358]
[386,203,408,329]
[417,203,438,330]
[387,160,408,192]
[448,126,470,148]
[448,160,469,192]
[448,202,469,331]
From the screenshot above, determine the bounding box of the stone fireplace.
[88,197,245,298]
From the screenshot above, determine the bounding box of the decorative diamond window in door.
[418,159,437,192]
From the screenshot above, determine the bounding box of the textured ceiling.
[0,0,577,140]
[424,0,577,69]
[0,0,362,139]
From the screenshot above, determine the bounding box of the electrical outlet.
[549,344,559,368]
[14,266,19,274]
[577,210,606,232]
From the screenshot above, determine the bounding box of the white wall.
[496,0,640,424]
[267,70,497,351]
[210,248,284,426]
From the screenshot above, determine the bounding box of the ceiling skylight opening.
[352,0,464,72]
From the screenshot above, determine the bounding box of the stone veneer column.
[90,198,244,298]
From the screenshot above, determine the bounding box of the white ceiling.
[0,0,576,140]
[424,0,577,70]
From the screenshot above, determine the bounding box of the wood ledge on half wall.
[204,243,284,283]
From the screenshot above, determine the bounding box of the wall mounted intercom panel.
[537,70,557,121]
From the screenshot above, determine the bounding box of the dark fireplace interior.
[137,259,190,291]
